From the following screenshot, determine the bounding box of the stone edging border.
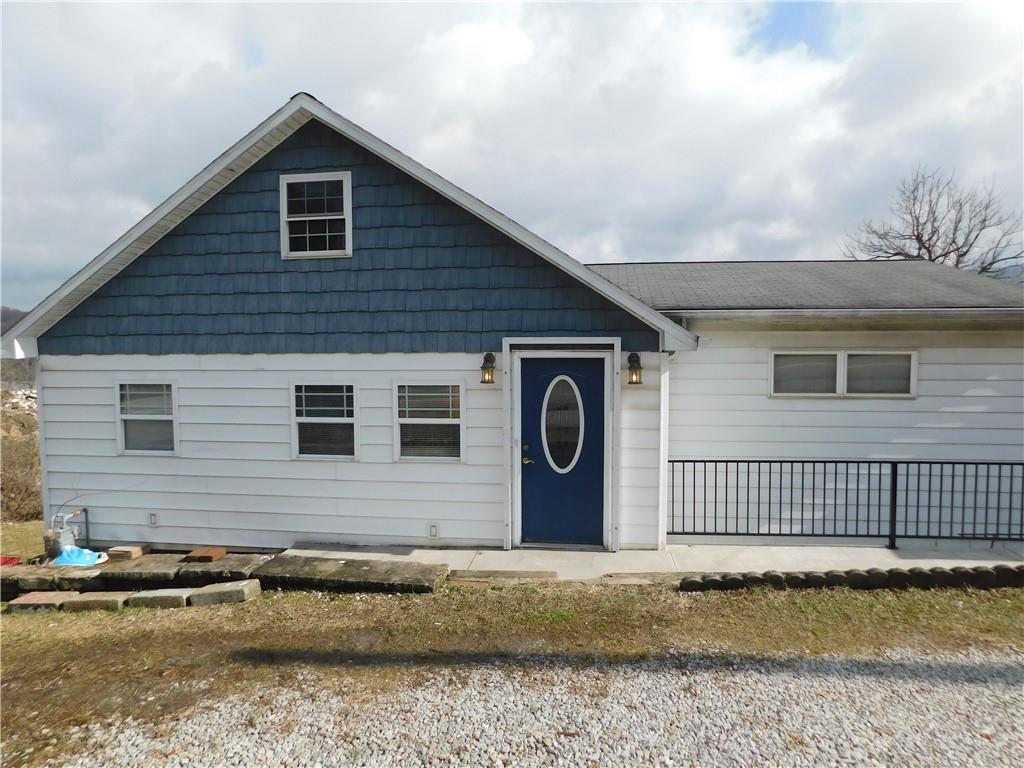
[679,564,1024,592]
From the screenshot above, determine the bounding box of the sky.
[2,1,1022,308]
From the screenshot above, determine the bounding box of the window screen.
[397,385,461,459]
[297,422,355,456]
[772,354,838,395]
[846,354,913,395]
[119,384,174,452]
[294,384,355,457]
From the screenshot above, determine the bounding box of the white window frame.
[290,382,359,461]
[769,350,917,399]
[115,381,179,456]
[392,382,466,463]
[279,171,353,259]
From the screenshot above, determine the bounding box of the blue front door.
[520,357,605,546]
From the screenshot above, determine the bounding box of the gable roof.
[588,260,1024,314]
[3,93,695,357]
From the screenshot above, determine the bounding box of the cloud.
[2,2,1021,307]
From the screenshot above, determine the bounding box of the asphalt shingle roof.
[587,260,1024,312]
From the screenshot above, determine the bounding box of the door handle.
[522,457,535,465]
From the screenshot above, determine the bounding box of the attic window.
[279,171,352,259]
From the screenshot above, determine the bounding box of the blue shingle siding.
[39,120,659,354]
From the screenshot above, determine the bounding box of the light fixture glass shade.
[480,352,496,384]
[627,352,642,385]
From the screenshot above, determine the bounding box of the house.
[4,93,1022,552]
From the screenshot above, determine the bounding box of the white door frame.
[502,337,621,551]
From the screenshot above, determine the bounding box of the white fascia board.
[2,92,696,355]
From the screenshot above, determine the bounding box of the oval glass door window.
[541,375,584,474]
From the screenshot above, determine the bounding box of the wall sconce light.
[627,352,643,385]
[480,352,496,384]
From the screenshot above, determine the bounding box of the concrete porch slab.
[285,542,1021,582]
[667,544,1023,574]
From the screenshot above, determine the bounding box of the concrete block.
[928,567,958,587]
[701,573,725,591]
[176,553,273,587]
[62,592,133,612]
[125,588,193,609]
[907,567,933,589]
[721,573,746,590]
[53,568,105,592]
[7,565,58,592]
[824,570,848,587]
[102,554,185,589]
[680,575,708,592]
[845,569,870,589]
[763,570,786,588]
[742,572,767,588]
[184,546,227,563]
[4,591,79,613]
[887,569,912,589]
[993,564,1020,587]
[254,554,448,593]
[189,579,261,606]
[107,545,149,561]
[803,571,827,588]
[784,572,807,589]
[967,566,997,589]
[864,568,890,589]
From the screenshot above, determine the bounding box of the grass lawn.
[1,583,1021,765]
[0,519,43,560]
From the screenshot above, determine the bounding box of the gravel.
[53,648,1022,767]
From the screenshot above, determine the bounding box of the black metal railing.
[667,460,1024,546]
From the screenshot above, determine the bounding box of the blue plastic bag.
[53,546,101,567]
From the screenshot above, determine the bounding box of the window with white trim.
[279,171,352,259]
[118,383,175,452]
[293,384,356,457]
[396,384,461,459]
[771,351,915,398]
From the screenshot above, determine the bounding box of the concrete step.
[254,553,448,593]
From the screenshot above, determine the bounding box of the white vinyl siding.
[40,354,500,549]
[618,352,666,548]
[670,329,1024,462]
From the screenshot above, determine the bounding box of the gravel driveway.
[53,649,1021,767]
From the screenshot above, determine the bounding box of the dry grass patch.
[1,390,42,522]
[1,584,1021,766]
[1,520,44,560]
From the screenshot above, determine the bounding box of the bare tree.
[844,166,1023,277]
